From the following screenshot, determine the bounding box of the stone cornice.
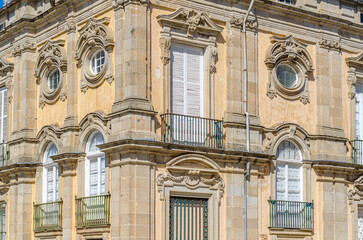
[52,152,84,177]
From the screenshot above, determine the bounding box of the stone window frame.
[263,124,312,203]
[265,35,314,104]
[348,175,363,240]
[157,8,223,118]
[346,52,363,139]
[35,40,67,109]
[75,17,114,93]
[157,154,224,240]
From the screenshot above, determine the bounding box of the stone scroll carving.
[35,40,67,108]
[346,52,363,100]
[265,35,314,104]
[75,18,114,93]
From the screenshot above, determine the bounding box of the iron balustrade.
[350,140,363,164]
[33,201,63,232]
[76,194,110,227]
[0,143,7,167]
[268,199,314,230]
[161,113,224,149]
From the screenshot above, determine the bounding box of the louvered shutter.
[287,165,301,201]
[47,167,54,202]
[186,48,202,117]
[276,163,286,200]
[100,157,105,195]
[90,159,98,196]
[171,46,185,115]
[3,89,7,143]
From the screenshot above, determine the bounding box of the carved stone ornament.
[229,16,258,30]
[75,17,114,93]
[113,0,149,9]
[346,52,363,100]
[265,35,314,104]
[319,37,341,51]
[35,40,67,108]
[159,36,171,65]
[263,123,311,158]
[157,171,225,203]
[157,8,223,38]
[12,40,36,57]
[0,58,14,104]
[210,46,218,74]
[347,175,363,205]
[156,154,225,203]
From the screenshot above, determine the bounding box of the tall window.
[359,207,363,240]
[356,83,363,139]
[276,140,303,202]
[85,132,105,196]
[171,44,204,117]
[43,143,59,202]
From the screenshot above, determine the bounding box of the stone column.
[53,153,81,240]
[110,0,156,141]
[6,166,36,240]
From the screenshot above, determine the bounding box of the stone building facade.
[0,0,361,239]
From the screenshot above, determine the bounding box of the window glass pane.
[47,69,60,91]
[90,50,105,74]
[88,132,104,152]
[276,64,297,88]
[358,207,363,239]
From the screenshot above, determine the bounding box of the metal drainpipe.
[242,0,256,239]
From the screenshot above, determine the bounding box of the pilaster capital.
[113,0,149,9]
[12,40,36,56]
[65,20,77,33]
[318,37,341,51]
[229,16,257,30]
[52,152,85,177]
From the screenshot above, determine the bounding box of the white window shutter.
[171,46,185,115]
[3,89,7,143]
[276,163,286,200]
[356,83,363,139]
[186,48,202,117]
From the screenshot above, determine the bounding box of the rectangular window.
[171,44,204,117]
[87,156,105,196]
[0,88,7,163]
[356,83,363,139]
[361,13,363,24]
[169,197,208,240]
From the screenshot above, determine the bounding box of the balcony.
[33,201,63,232]
[0,143,7,167]
[268,200,314,230]
[350,140,363,164]
[76,194,110,228]
[161,113,224,149]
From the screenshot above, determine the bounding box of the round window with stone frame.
[83,47,108,84]
[41,66,63,100]
[273,61,305,95]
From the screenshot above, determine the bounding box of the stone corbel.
[209,45,217,74]
[52,153,84,177]
[229,16,258,30]
[113,0,149,9]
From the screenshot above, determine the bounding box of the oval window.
[276,64,298,89]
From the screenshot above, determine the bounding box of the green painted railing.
[268,200,314,229]
[169,197,208,240]
[350,140,363,164]
[0,232,5,240]
[33,201,62,232]
[161,113,224,149]
[0,143,7,167]
[76,194,110,227]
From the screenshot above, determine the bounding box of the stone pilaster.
[62,17,81,153]
[3,165,37,240]
[224,18,261,152]
[110,0,156,142]
[53,153,82,240]
[101,142,155,240]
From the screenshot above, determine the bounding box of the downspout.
[243,1,255,240]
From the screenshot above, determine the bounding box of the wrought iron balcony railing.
[350,140,363,164]
[76,194,110,227]
[33,201,63,232]
[161,113,224,149]
[0,142,7,167]
[268,199,314,230]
